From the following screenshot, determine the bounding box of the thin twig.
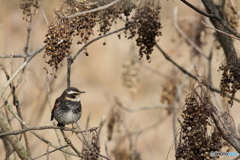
[0,126,99,137]
[56,0,120,19]
[117,103,170,112]
[0,44,45,98]
[24,15,32,62]
[105,142,109,158]
[31,145,69,160]
[4,102,79,157]
[67,25,128,88]
[67,56,72,88]
[46,143,50,160]
[180,0,240,38]
[201,21,240,40]
[97,116,105,143]
[60,129,84,158]
[155,44,240,103]
[72,26,128,62]
[0,62,31,157]
[37,0,49,26]
[173,7,208,59]
[0,54,30,58]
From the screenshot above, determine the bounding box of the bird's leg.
[57,123,65,130]
[71,124,75,134]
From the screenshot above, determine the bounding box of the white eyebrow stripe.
[67,91,79,94]
[65,96,80,101]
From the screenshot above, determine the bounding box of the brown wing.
[51,97,60,121]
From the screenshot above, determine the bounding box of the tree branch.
[155,44,240,103]
[0,44,45,98]
[0,126,99,137]
[0,109,31,160]
[181,0,240,38]
[56,0,120,19]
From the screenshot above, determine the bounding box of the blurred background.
[1,0,240,159]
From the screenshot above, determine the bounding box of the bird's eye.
[68,94,75,99]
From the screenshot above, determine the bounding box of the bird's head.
[62,87,85,101]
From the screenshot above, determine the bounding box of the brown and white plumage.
[51,87,85,127]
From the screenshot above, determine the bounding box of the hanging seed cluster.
[43,0,98,71]
[44,0,162,73]
[160,70,179,105]
[176,83,222,159]
[160,71,179,115]
[126,1,162,61]
[82,131,100,160]
[43,0,137,72]
[19,0,39,21]
[121,56,140,94]
[97,0,136,36]
[43,23,72,71]
[219,57,240,107]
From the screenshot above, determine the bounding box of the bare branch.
[37,0,49,26]
[72,26,128,62]
[56,0,120,19]
[173,7,208,59]
[0,126,99,137]
[1,62,31,157]
[0,44,45,98]
[67,56,72,88]
[0,109,31,159]
[115,96,170,113]
[201,21,240,40]
[60,129,84,158]
[180,0,240,38]
[155,44,240,103]
[0,54,30,58]
[31,145,69,160]
[4,92,79,157]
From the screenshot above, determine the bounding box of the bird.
[51,87,85,127]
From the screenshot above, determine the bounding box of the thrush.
[51,87,85,127]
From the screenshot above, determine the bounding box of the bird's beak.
[79,91,86,94]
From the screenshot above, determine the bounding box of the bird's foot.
[57,123,65,130]
[71,124,76,134]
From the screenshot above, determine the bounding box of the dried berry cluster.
[43,23,72,72]
[160,70,179,105]
[219,64,240,106]
[44,0,162,73]
[219,56,240,106]
[126,1,162,61]
[43,0,137,72]
[160,70,179,115]
[82,131,100,160]
[44,1,98,71]
[97,0,136,35]
[176,84,222,159]
[121,56,140,94]
[19,0,39,21]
